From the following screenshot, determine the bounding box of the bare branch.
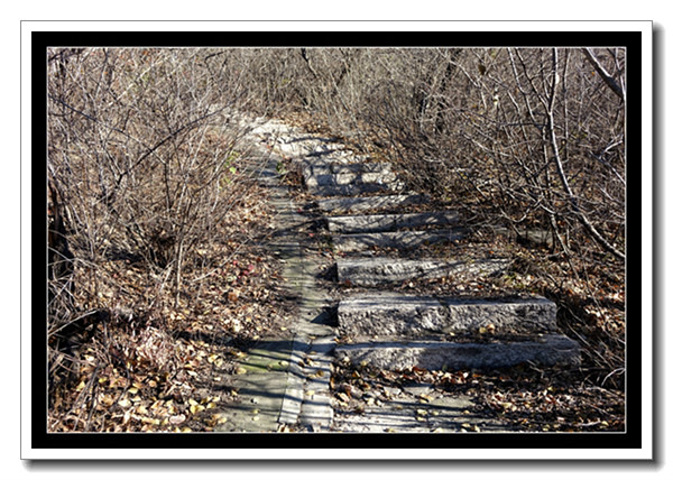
[546,49,625,260]
[582,48,626,102]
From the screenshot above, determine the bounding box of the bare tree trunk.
[546,49,625,261]
[581,48,625,102]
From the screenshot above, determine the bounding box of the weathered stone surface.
[316,194,429,214]
[302,160,405,196]
[338,293,557,338]
[214,342,294,433]
[303,160,392,180]
[327,211,459,234]
[442,297,558,333]
[307,170,398,188]
[303,162,394,187]
[332,228,463,253]
[311,181,405,197]
[337,258,509,286]
[334,334,581,370]
[339,293,447,338]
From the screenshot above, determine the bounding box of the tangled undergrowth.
[48,174,297,433]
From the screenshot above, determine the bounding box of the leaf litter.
[49,164,298,433]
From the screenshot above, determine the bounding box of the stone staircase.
[301,151,581,372]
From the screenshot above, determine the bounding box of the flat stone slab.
[340,294,446,338]
[337,258,510,287]
[338,292,558,338]
[334,334,581,371]
[303,160,392,180]
[332,228,463,253]
[214,341,294,433]
[302,160,406,196]
[316,194,429,214]
[327,211,459,234]
[303,161,405,197]
[311,182,405,197]
[298,335,335,429]
[306,170,398,188]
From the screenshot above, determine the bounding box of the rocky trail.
[214,113,582,434]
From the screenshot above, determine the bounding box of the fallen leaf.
[211,413,227,424]
[336,392,349,403]
[141,416,161,426]
[228,290,240,303]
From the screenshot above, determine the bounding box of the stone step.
[305,169,398,189]
[332,228,463,253]
[304,161,396,186]
[337,258,509,287]
[327,211,459,234]
[338,293,558,338]
[334,334,581,371]
[303,160,393,180]
[302,160,405,196]
[310,181,405,197]
[316,194,429,214]
[307,144,358,160]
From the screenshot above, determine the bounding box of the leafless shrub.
[47,47,273,428]
[48,48,253,304]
